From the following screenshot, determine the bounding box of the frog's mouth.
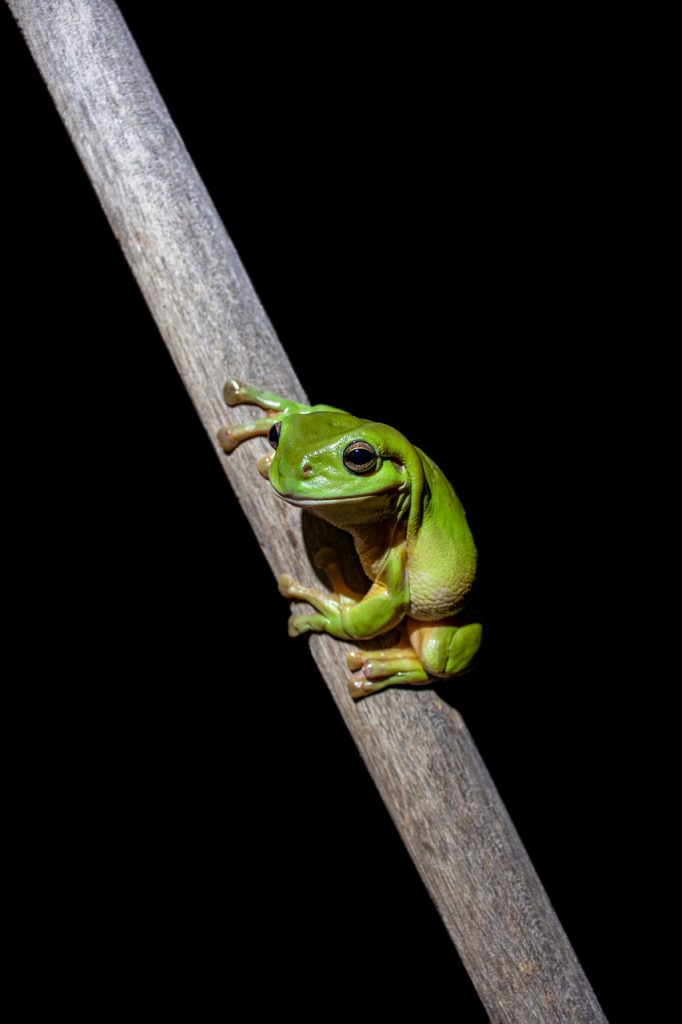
[273,485,404,508]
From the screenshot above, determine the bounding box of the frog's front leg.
[278,548,364,637]
[218,380,339,458]
[278,572,351,636]
[217,415,279,455]
[217,380,304,455]
[223,379,319,417]
[283,546,409,643]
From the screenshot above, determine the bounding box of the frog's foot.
[345,645,429,699]
[348,665,430,700]
[278,574,348,638]
[287,612,331,637]
[345,639,416,672]
[279,573,337,608]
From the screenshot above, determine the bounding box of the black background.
[3,5,667,1019]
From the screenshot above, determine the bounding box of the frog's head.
[267,411,419,528]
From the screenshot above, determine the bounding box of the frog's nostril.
[302,463,313,476]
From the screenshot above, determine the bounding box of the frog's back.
[407,450,477,621]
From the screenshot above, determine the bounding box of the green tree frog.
[218,380,482,700]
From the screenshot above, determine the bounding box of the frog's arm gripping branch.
[280,554,409,641]
[217,378,341,457]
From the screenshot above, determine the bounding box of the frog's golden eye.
[343,441,377,474]
[268,422,281,449]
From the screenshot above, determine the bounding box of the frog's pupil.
[343,442,377,474]
[268,422,280,449]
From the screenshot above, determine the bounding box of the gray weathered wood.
[7,3,607,1021]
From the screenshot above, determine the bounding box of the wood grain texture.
[7,2,607,1020]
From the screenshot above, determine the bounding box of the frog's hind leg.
[346,618,483,700]
[407,619,483,678]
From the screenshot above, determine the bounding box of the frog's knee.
[409,621,482,678]
[444,623,482,675]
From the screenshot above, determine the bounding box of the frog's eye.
[343,441,377,474]
[268,422,281,449]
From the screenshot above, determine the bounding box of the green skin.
[218,380,482,700]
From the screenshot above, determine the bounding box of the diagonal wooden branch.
[7,2,607,1021]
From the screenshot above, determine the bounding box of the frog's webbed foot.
[287,612,331,638]
[218,380,280,452]
[278,572,344,632]
[345,641,429,700]
[218,379,320,459]
[278,572,341,608]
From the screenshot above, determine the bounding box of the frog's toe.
[223,378,244,406]
[256,452,274,478]
[217,426,239,452]
[278,573,298,597]
[348,673,381,700]
[345,649,365,670]
[287,614,302,637]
